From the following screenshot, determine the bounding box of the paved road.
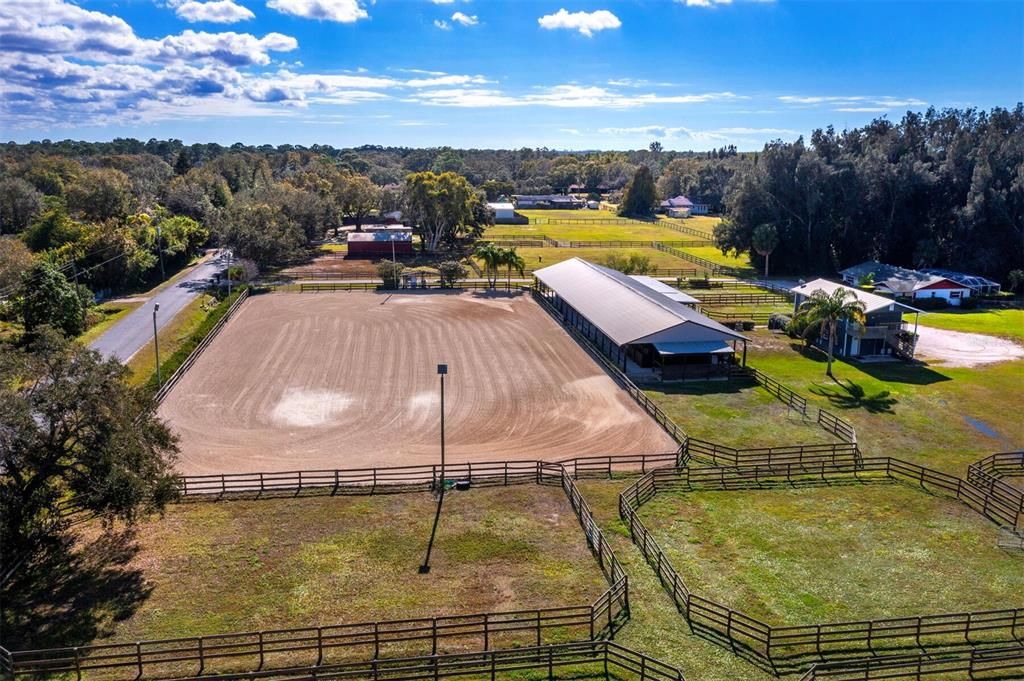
[90,251,229,362]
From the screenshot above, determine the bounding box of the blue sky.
[2,0,1022,150]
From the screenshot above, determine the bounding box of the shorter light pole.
[153,303,162,388]
[419,363,448,574]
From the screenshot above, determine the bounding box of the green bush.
[958,296,979,310]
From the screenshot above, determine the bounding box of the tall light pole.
[419,363,448,574]
[153,303,162,388]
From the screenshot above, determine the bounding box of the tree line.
[714,105,1024,283]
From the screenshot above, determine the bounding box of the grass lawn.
[78,299,145,346]
[125,293,217,386]
[657,215,721,236]
[909,307,1024,342]
[487,220,689,243]
[640,379,837,448]
[678,246,756,275]
[508,247,706,273]
[4,486,607,654]
[746,330,1024,473]
[638,482,1023,625]
[577,479,774,681]
[699,303,794,317]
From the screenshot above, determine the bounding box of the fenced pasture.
[156,291,677,476]
[3,457,644,680]
[618,460,1024,673]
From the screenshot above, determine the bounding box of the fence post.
[432,618,438,656]
[483,613,489,651]
[135,642,143,681]
[317,627,324,666]
[257,631,264,671]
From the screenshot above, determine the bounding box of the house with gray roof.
[839,261,973,306]
[791,278,922,359]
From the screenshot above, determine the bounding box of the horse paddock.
[158,290,677,475]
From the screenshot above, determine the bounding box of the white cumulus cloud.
[451,12,478,26]
[173,0,255,23]
[538,9,620,37]
[433,19,451,30]
[266,0,368,23]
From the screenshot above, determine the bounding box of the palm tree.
[795,287,867,378]
[474,242,502,287]
[751,223,778,279]
[501,247,525,289]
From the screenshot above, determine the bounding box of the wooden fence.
[693,293,789,306]
[967,452,1024,524]
[683,440,861,468]
[5,455,656,679]
[658,220,715,241]
[565,240,710,249]
[618,460,1024,672]
[653,243,734,275]
[797,644,1024,680]
[164,641,687,681]
[153,288,249,404]
[702,309,775,325]
[528,217,652,226]
[298,282,529,294]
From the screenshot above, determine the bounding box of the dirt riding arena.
[159,291,677,475]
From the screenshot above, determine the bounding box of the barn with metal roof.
[533,258,748,380]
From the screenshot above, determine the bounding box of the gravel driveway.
[914,325,1024,367]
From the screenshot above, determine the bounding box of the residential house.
[790,279,922,359]
[839,261,973,306]
[658,195,710,217]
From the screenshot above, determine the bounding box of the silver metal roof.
[629,276,700,304]
[790,278,921,314]
[534,258,747,346]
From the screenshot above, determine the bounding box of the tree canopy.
[0,329,179,561]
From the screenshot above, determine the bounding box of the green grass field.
[487,218,692,243]
[746,330,1024,472]
[657,215,721,236]
[641,379,836,448]
[910,307,1024,341]
[638,482,1023,625]
[125,293,218,386]
[577,479,774,681]
[5,486,607,653]
[678,246,756,275]
[494,247,705,273]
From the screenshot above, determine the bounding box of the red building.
[347,230,414,258]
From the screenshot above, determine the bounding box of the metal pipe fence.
[797,644,1024,680]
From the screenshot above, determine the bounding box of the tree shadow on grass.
[787,342,951,386]
[810,379,898,414]
[1,529,151,651]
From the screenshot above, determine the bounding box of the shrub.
[913,297,950,310]
[376,259,405,288]
[959,296,979,310]
[768,313,791,331]
[437,260,468,288]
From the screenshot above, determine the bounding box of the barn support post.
[742,340,747,368]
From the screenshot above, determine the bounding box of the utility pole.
[419,363,448,574]
[153,303,161,388]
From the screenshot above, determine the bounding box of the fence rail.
[618,460,1024,672]
[565,240,710,249]
[653,243,734,275]
[298,282,528,294]
[168,641,686,681]
[6,454,659,679]
[658,220,715,240]
[153,288,249,404]
[797,644,1024,680]
[683,439,861,468]
[694,293,788,306]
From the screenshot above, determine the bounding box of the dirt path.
[159,291,677,475]
[914,325,1024,367]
